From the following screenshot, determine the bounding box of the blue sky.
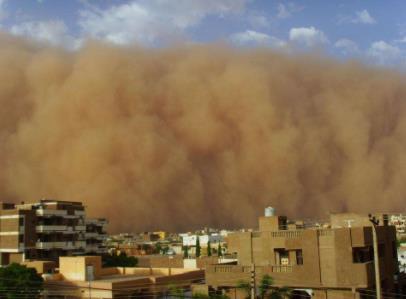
[1,0,406,67]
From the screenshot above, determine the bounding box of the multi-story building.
[388,214,406,237]
[85,218,108,255]
[0,199,107,265]
[205,211,400,299]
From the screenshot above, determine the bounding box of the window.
[353,246,373,263]
[19,217,24,226]
[296,250,303,265]
[274,248,289,265]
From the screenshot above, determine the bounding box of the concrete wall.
[59,256,102,281]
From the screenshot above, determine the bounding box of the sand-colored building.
[43,256,204,298]
[204,212,400,299]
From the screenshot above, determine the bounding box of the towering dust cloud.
[1,33,406,232]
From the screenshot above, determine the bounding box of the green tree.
[155,242,162,253]
[259,274,291,299]
[207,241,212,256]
[236,280,251,299]
[193,293,229,299]
[103,252,138,267]
[259,274,273,298]
[168,284,185,299]
[0,263,43,299]
[183,246,189,258]
[217,243,222,257]
[196,237,201,258]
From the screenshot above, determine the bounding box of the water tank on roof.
[265,206,275,217]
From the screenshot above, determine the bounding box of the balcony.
[270,265,293,273]
[75,225,86,232]
[74,210,86,216]
[36,225,67,232]
[36,209,67,217]
[62,226,75,234]
[36,241,87,250]
[85,232,99,238]
[206,265,251,286]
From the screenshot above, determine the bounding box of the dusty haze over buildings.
[0,33,405,231]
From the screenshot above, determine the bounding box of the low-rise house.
[43,256,204,298]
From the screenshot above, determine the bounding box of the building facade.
[85,218,108,254]
[205,213,400,299]
[0,199,107,264]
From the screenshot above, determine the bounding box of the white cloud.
[277,3,290,19]
[394,36,406,44]
[334,38,359,55]
[78,0,249,45]
[248,14,269,28]
[353,9,376,24]
[0,0,7,21]
[367,41,401,65]
[230,30,286,47]
[10,20,80,50]
[289,26,328,47]
[338,9,376,25]
[277,3,303,19]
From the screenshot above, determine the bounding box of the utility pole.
[368,214,381,299]
[250,232,256,299]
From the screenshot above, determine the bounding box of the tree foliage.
[259,274,291,299]
[0,263,43,299]
[102,252,138,267]
[207,241,212,256]
[193,293,229,299]
[217,243,222,257]
[168,284,185,299]
[236,280,251,299]
[196,237,201,258]
[183,246,189,258]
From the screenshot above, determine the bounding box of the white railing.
[36,241,87,250]
[74,210,86,216]
[75,225,86,231]
[62,226,75,234]
[36,209,67,217]
[36,242,65,249]
[36,225,67,232]
[85,232,99,238]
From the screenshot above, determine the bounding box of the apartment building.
[205,211,400,299]
[0,199,106,264]
[85,218,108,254]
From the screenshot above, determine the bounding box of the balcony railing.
[75,225,86,231]
[36,225,67,232]
[271,265,293,273]
[36,241,87,250]
[36,209,67,217]
[270,231,302,238]
[74,210,86,216]
[85,232,99,238]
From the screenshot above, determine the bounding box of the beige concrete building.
[43,256,204,298]
[0,199,107,264]
[205,212,400,299]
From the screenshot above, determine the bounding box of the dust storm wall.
[0,33,405,231]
